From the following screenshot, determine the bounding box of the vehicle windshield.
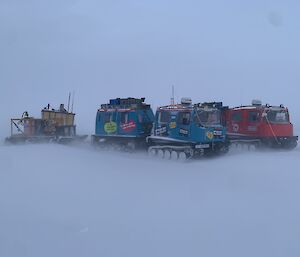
[194,109,221,126]
[266,110,289,123]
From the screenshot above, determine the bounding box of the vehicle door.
[176,111,191,140]
[247,110,260,137]
[155,111,170,136]
[137,109,154,135]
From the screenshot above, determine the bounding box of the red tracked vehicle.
[223,100,298,149]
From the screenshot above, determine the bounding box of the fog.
[1,144,300,257]
[1,0,300,256]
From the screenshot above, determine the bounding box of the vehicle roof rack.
[100,97,150,110]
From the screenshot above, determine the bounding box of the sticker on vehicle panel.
[155,126,167,135]
[121,121,136,132]
[213,130,223,136]
[232,124,239,132]
[169,122,177,129]
[104,122,117,133]
[206,131,214,140]
[247,126,257,132]
[179,128,189,136]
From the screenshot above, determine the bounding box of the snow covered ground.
[1,143,300,257]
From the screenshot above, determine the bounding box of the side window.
[104,113,111,123]
[138,114,143,123]
[178,112,191,125]
[120,112,129,123]
[232,112,242,122]
[104,112,116,122]
[248,112,259,122]
[158,111,170,123]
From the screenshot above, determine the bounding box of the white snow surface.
[1,143,300,257]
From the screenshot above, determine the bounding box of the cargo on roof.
[99,97,151,110]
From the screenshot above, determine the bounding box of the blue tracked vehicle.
[92,98,154,150]
[147,98,229,159]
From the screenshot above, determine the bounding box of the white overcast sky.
[1,0,300,134]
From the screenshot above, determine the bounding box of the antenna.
[71,90,75,113]
[171,85,175,105]
[67,92,71,112]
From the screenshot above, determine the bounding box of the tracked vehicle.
[224,100,298,149]
[5,104,87,144]
[147,98,229,160]
[91,97,154,150]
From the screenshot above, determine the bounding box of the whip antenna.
[71,91,75,113]
[67,92,71,112]
[171,85,175,105]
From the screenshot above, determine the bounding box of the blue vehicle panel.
[154,109,226,143]
[95,109,154,137]
[93,98,154,148]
